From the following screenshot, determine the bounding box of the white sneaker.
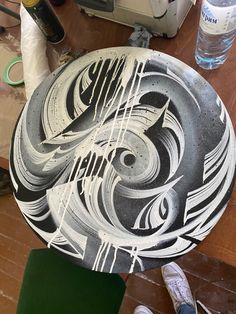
[161,262,195,313]
[133,305,153,314]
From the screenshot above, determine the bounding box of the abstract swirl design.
[10,47,235,273]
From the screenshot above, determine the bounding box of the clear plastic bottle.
[195,0,236,70]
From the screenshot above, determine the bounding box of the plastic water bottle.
[195,0,236,70]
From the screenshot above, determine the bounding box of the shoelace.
[169,281,213,313]
[168,280,193,308]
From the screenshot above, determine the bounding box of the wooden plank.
[0,296,16,314]
[0,255,24,282]
[125,274,175,314]
[178,250,236,292]
[0,194,24,221]
[0,213,43,249]
[0,233,31,268]
[0,270,20,303]
[119,294,160,314]
[0,158,9,170]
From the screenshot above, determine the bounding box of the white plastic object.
[149,0,169,18]
[20,4,51,100]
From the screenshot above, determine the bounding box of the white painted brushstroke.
[216,95,225,123]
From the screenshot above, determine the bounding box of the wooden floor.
[0,193,43,313]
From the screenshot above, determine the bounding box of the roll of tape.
[2,56,24,86]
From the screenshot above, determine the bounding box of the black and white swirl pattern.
[10,47,235,273]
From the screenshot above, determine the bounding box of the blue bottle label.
[200,0,236,35]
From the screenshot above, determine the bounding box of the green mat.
[17,249,126,314]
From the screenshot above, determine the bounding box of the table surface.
[1,0,236,267]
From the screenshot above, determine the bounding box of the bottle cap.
[22,0,40,7]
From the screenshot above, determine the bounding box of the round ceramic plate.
[10,47,235,273]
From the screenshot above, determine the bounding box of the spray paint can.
[22,0,65,44]
[49,0,65,6]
